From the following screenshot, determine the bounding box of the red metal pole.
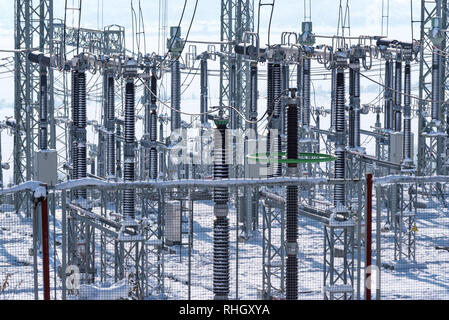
[41,186,50,300]
[365,173,373,300]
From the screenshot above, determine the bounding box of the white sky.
[0,0,426,184]
[0,0,421,104]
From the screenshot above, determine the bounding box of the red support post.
[41,185,50,300]
[365,173,373,300]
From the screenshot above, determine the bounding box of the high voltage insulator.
[78,72,87,129]
[125,82,136,145]
[349,59,355,148]
[171,59,181,131]
[106,73,116,177]
[403,60,412,164]
[297,50,303,126]
[200,57,208,126]
[213,117,229,300]
[124,78,136,219]
[116,124,122,179]
[334,68,346,207]
[71,70,79,196]
[267,62,274,117]
[286,99,299,164]
[273,63,282,119]
[384,60,393,130]
[354,59,361,148]
[394,60,402,132]
[143,63,151,179]
[77,71,87,200]
[249,62,258,130]
[281,63,290,135]
[286,91,299,300]
[213,119,229,204]
[39,66,48,150]
[213,216,229,299]
[267,62,274,177]
[267,62,282,178]
[335,71,345,133]
[302,58,311,127]
[331,67,336,130]
[150,67,158,180]
[431,49,440,122]
[229,59,237,130]
[349,57,360,148]
[72,71,79,129]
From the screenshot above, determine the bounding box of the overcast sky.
[0,0,421,103]
[0,0,426,184]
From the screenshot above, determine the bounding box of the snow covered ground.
[0,210,37,300]
[378,197,449,300]
[1,188,448,300]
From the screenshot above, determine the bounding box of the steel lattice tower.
[418,0,449,177]
[220,0,255,239]
[220,0,254,125]
[14,0,54,214]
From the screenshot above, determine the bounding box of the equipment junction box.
[33,149,58,187]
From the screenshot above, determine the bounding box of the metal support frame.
[53,23,125,184]
[324,53,355,300]
[285,92,299,300]
[222,5,255,240]
[219,0,254,117]
[14,0,54,214]
[323,220,355,300]
[418,0,448,177]
[262,199,285,299]
[393,59,402,133]
[393,183,417,261]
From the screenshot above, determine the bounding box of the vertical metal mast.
[418,0,448,176]
[14,0,53,213]
[149,65,158,180]
[384,58,394,131]
[121,58,145,299]
[285,90,299,300]
[221,2,254,244]
[220,0,254,117]
[297,48,303,126]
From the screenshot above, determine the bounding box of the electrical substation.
[0,0,449,301]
